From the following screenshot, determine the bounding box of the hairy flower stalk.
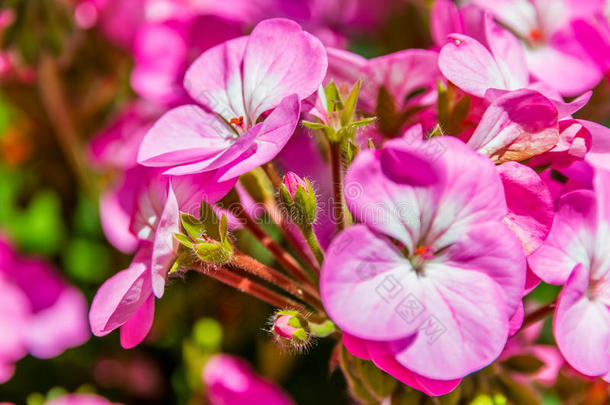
[230,201,316,286]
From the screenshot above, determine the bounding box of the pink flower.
[528,170,610,381]
[469,0,604,96]
[320,126,526,393]
[0,238,90,382]
[89,172,233,348]
[137,18,327,181]
[203,354,294,405]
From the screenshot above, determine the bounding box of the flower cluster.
[44,0,610,402]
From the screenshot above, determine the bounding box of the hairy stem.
[263,199,321,275]
[193,263,304,310]
[232,203,315,287]
[301,224,324,269]
[230,251,323,310]
[262,161,282,190]
[329,141,349,231]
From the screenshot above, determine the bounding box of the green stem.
[301,224,324,269]
[309,319,336,338]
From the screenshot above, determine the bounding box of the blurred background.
[0,0,609,404]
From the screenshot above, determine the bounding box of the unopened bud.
[280,172,317,226]
[271,310,310,348]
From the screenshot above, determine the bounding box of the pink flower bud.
[273,314,300,339]
[283,172,307,200]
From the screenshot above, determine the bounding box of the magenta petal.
[528,190,598,284]
[120,294,155,349]
[498,162,554,254]
[439,34,506,97]
[89,247,152,336]
[554,264,610,377]
[486,18,528,90]
[342,333,371,360]
[203,354,295,405]
[137,104,232,168]
[366,340,461,396]
[242,18,326,121]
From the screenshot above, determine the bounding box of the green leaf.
[502,354,545,374]
[341,79,362,126]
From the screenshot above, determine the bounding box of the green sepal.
[199,201,221,241]
[341,79,362,126]
[325,81,344,112]
[302,120,329,130]
[181,213,205,241]
[194,242,232,264]
[174,233,194,249]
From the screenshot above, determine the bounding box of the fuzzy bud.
[271,310,310,348]
[280,172,317,226]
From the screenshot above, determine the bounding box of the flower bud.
[280,172,317,226]
[271,310,310,348]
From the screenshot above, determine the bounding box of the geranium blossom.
[528,170,610,381]
[320,126,526,393]
[137,18,327,180]
[89,172,232,348]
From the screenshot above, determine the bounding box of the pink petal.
[498,162,554,254]
[366,340,461,396]
[120,294,155,349]
[554,264,610,377]
[525,38,602,97]
[320,225,420,340]
[360,50,440,111]
[468,89,559,163]
[137,104,233,168]
[242,18,326,121]
[431,0,463,47]
[25,287,90,358]
[203,354,295,405]
[441,222,526,318]
[151,184,180,298]
[528,190,598,284]
[216,94,301,181]
[89,247,153,336]
[389,266,510,379]
[183,36,248,121]
[439,34,506,97]
[486,18,528,90]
